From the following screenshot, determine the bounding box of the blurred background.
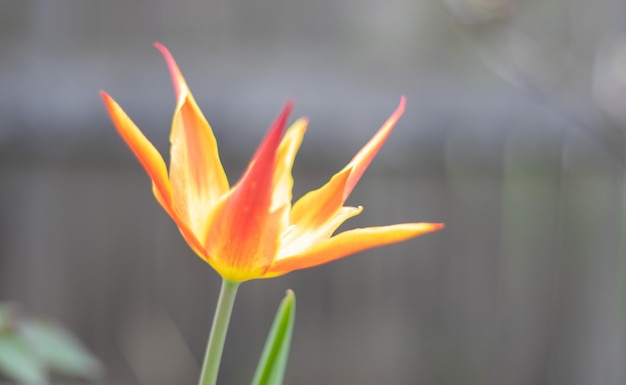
[1,0,626,384]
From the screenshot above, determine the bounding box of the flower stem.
[198,279,240,385]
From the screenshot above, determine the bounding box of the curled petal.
[268,223,444,277]
[155,43,230,240]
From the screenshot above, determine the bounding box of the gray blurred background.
[1,0,626,384]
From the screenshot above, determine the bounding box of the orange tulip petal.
[105,56,439,282]
[279,206,362,259]
[289,168,351,232]
[288,97,405,240]
[101,91,206,257]
[268,222,444,277]
[155,43,229,240]
[271,118,308,213]
[100,91,173,210]
[204,103,293,281]
[343,96,405,200]
[152,184,206,258]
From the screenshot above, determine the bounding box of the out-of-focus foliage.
[0,304,102,385]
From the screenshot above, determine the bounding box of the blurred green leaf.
[21,320,103,380]
[251,289,296,385]
[0,332,46,385]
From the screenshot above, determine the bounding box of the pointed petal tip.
[340,96,408,200]
[270,101,295,138]
[154,42,184,96]
[100,90,113,103]
[413,222,445,234]
[281,100,295,120]
[153,42,173,60]
[246,100,296,166]
[397,96,406,115]
[394,95,406,117]
[100,91,119,113]
[378,222,444,237]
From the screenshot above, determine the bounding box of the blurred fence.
[1,87,625,385]
[2,0,626,384]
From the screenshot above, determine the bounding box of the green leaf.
[20,320,103,380]
[250,290,296,385]
[0,332,47,385]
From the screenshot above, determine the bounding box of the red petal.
[204,103,293,281]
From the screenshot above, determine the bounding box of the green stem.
[198,279,240,385]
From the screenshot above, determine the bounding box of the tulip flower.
[101,43,442,283]
[101,43,444,385]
